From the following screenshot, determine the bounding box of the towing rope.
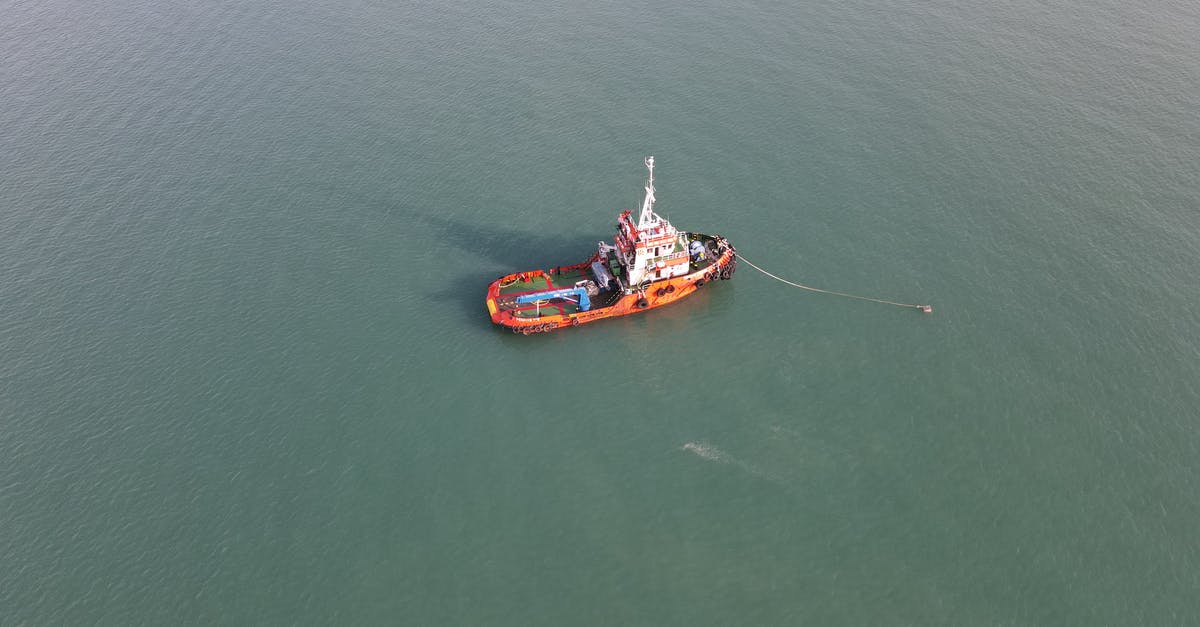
[736,254,932,314]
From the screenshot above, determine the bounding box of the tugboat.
[486,157,736,334]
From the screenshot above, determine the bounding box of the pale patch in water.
[681,440,785,485]
[681,441,726,462]
[683,423,852,491]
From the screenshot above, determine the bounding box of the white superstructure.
[600,157,692,288]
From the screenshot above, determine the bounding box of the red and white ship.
[486,157,736,334]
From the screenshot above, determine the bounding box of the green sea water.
[3,0,1200,623]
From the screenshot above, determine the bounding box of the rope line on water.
[736,254,932,313]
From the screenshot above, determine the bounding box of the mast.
[637,156,657,228]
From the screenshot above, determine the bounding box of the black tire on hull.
[720,259,737,279]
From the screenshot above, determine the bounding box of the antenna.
[638,156,656,227]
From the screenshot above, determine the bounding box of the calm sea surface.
[3,0,1199,623]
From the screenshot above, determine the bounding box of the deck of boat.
[494,263,611,318]
[494,235,722,319]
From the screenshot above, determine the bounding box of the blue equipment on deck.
[514,287,591,311]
